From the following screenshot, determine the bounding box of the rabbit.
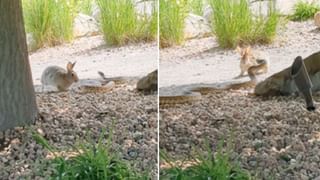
[41,62,79,91]
[235,45,269,78]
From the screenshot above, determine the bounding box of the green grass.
[137,1,159,42]
[208,0,280,48]
[151,4,159,41]
[22,0,77,48]
[31,128,149,179]
[160,140,251,180]
[77,0,94,15]
[291,0,320,21]
[160,0,188,48]
[188,0,204,16]
[96,0,157,46]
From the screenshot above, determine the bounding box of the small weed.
[31,127,149,179]
[291,0,320,21]
[160,140,251,180]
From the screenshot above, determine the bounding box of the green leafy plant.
[160,140,251,180]
[291,0,320,21]
[22,0,77,48]
[96,0,157,46]
[160,0,188,48]
[208,0,280,48]
[31,128,149,179]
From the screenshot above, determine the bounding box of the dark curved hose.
[291,56,315,111]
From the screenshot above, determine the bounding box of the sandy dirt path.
[160,20,320,89]
[29,35,158,85]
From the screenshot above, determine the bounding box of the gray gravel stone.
[0,88,157,179]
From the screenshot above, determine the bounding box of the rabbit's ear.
[67,61,76,71]
[71,61,76,68]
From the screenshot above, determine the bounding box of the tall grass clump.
[22,0,77,48]
[137,2,159,42]
[208,0,280,48]
[96,0,157,46]
[160,140,251,180]
[77,0,94,15]
[31,129,149,179]
[291,1,320,21]
[151,4,159,40]
[188,0,204,16]
[160,0,188,48]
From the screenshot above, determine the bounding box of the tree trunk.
[0,0,38,131]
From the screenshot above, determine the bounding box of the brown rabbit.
[236,46,269,78]
[41,62,79,91]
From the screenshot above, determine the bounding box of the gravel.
[0,88,157,179]
[160,90,320,179]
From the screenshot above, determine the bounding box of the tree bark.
[0,0,38,131]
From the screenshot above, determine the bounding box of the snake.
[71,71,139,94]
[75,69,158,94]
[159,80,256,107]
[159,57,270,107]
